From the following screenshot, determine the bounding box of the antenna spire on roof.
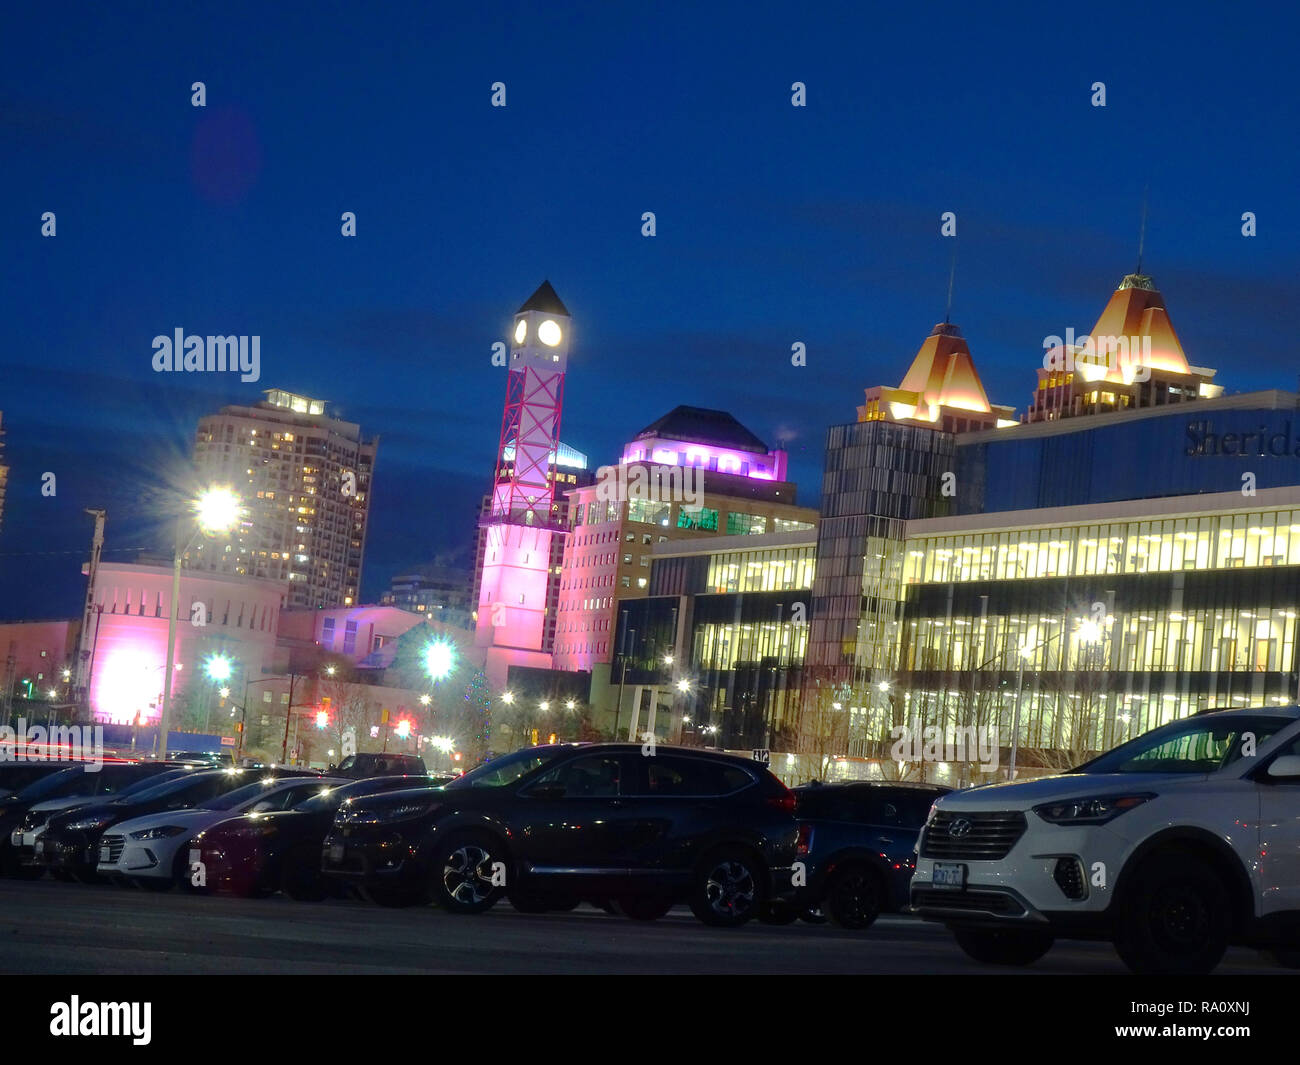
[944,243,957,325]
[1136,184,1149,275]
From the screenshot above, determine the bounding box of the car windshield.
[113,770,224,803]
[115,769,193,797]
[291,779,399,813]
[14,766,85,801]
[204,777,298,811]
[1078,714,1292,775]
[444,748,563,789]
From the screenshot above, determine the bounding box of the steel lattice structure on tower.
[475,282,574,688]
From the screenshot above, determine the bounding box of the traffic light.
[315,710,328,729]
[235,722,243,734]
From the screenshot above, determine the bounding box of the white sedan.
[98,774,344,889]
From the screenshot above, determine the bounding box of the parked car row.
[9,708,1300,971]
[0,743,949,932]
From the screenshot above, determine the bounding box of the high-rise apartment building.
[189,389,378,609]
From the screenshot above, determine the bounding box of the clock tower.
[475,281,572,687]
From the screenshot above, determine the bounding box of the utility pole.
[280,672,300,764]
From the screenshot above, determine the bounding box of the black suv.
[768,780,949,929]
[331,753,428,777]
[322,743,801,927]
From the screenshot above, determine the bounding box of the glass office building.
[615,532,815,749]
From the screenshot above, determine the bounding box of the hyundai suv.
[911,707,1300,973]
[321,743,801,926]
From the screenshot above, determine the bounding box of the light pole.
[203,653,234,735]
[158,487,241,760]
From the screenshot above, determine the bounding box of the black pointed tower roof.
[517,280,570,317]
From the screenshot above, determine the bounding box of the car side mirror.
[1266,755,1300,780]
[528,784,566,800]
[327,764,337,772]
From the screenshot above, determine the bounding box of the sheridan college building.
[620,269,1300,780]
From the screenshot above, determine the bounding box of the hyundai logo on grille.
[948,818,973,839]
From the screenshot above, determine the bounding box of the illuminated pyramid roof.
[859,323,1015,429]
[1061,273,1193,384]
[1026,271,1221,423]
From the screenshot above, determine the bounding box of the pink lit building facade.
[85,561,284,725]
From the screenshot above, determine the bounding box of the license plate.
[99,845,111,864]
[34,840,44,856]
[9,829,20,847]
[932,862,966,889]
[328,843,344,864]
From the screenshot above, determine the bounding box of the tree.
[1036,639,1109,772]
[791,684,850,784]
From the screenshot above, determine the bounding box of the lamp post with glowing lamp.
[158,487,241,760]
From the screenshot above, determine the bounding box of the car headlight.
[129,825,188,841]
[1033,794,1155,826]
[65,816,116,832]
[345,801,441,825]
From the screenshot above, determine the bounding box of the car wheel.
[615,896,674,921]
[825,864,883,930]
[282,845,329,902]
[432,835,506,914]
[758,900,800,925]
[1113,855,1230,975]
[689,846,766,928]
[953,926,1055,966]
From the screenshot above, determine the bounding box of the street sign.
[752,749,770,765]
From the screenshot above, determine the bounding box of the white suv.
[912,707,1300,973]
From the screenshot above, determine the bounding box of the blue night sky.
[2,1,1298,619]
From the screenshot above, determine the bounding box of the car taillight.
[796,823,812,856]
[766,787,797,814]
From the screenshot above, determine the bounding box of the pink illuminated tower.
[475,282,572,688]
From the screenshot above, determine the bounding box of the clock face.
[513,319,527,344]
[538,319,562,347]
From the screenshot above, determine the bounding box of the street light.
[500,691,514,705]
[423,640,456,681]
[565,699,576,711]
[158,486,241,761]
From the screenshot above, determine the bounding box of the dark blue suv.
[766,781,950,929]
